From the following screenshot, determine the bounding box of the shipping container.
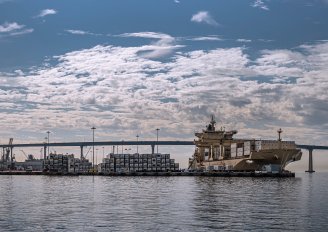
[237,147,243,157]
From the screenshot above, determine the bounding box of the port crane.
[83,147,92,159]
[1,138,15,170]
[20,150,28,160]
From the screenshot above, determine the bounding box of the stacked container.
[255,140,262,151]
[99,153,180,174]
[44,153,92,174]
[243,141,251,155]
[231,143,237,158]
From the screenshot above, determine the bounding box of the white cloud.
[66,29,99,36]
[37,9,57,18]
[191,11,219,26]
[118,32,183,58]
[190,36,222,41]
[0,22,33,37]
[66,30,89,35]
[1,34,328,169]
[174,0,180,3]
[119,32,174,40]
[0,22,24,33]
[237,39,252,43]
[251,49,306,78]
[9,28,34,36]
[252,0,269,11]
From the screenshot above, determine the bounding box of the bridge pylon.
[305,148,315,173]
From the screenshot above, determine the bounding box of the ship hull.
[192,149,302,172]
[189,116,303,173]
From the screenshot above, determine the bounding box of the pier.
[0,141,327,172]
[0,170,295,178]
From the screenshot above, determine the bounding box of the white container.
[231,143,237,155]
[237,148,243,157]
[231,149,236,158]
[244,148,251,156]
[244,141,251,149]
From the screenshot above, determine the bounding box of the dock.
[0,171,295,177]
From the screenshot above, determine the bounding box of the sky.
[0,0,328,171]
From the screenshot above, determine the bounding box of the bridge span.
[1,141,327,172]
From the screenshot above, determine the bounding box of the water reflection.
[0,174,327,231]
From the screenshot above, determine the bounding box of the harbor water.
[0,173,327,231]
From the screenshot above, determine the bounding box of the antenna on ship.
[277,128,283,141]
[210,115,216,131]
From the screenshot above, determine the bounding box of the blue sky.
[1,0,328,170]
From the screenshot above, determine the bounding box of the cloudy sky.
[1,0,328,170]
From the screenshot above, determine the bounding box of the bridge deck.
[0,141,327,150]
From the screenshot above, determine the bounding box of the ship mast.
[277,128,283,141]
[210,115,216,131]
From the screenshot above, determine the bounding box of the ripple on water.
[0,174,327,231]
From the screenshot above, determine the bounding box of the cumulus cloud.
[118,32,183,58]
[191,11,219,26]
[1,34,328,155]
[36,9,57,18]
[252,0,269,10]
[0,22,33,37]
[0,22,24,33]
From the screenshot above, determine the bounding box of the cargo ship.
[188,116,302,173]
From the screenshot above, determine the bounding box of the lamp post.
[156,128,160,154]
[102,146,105,161]
[121,140,124,155]
[91,127,96,173]
[136,134,139,154]
[46,131,50,156]
[96,148,98,166]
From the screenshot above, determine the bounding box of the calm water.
[0,173,327,232]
